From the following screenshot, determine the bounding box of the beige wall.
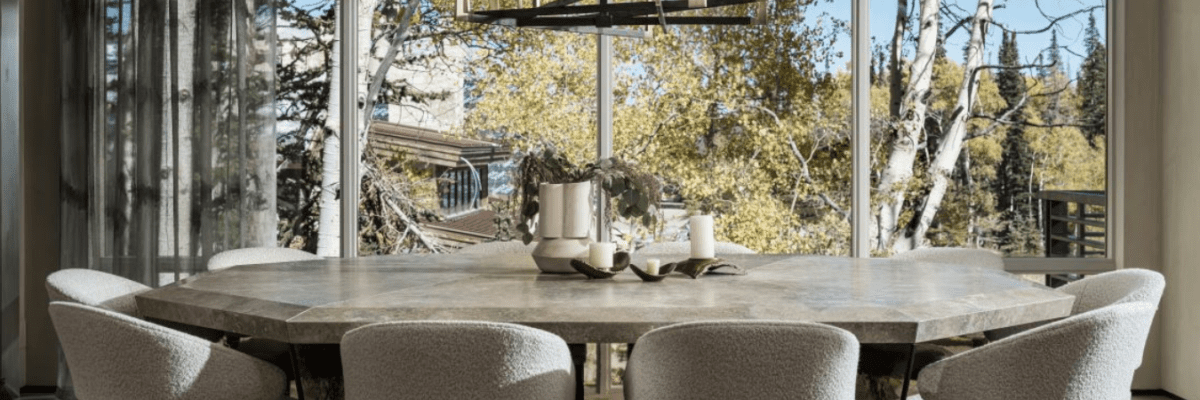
[1121,0,1164,390]
[15,0,61,389]
[1161,0,1200,398]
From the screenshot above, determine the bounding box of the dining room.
[2,0,1199,399]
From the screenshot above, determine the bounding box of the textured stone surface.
[136,254,1074,345]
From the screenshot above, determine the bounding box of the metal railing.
[1035,190,1106,287]
[1036,190,1106,258]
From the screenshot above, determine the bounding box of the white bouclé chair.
[915,302,1159,400]
[46,268,152,317]
[456,240,537,254]
[206,247,322,271]
[892,247,1006,270]
[624,321,859,400]
[636,241,756,256]
[340,321,576,400]
[49,302,288,400]
[986,268,1165,341]
[46,268,225,341]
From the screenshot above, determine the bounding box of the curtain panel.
[62,0,278,287]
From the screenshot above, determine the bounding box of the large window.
[66,0,1113,273]
[869,0,1108,260]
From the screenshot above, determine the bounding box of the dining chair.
[914,301,1158,400]
[340,320,575,400]
[49,301,288,400]
[636,241,755,256]
[624,320,859,400]
[45,268,224,341]
[456,240,537,254]
[986,268,1165,341]
[891,247,1005,270]
[46,268,152,317]
[206,247,322,271]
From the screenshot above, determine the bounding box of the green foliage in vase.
[513,147,663,244]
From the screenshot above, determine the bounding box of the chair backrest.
[636,241,756,256]
[891,247,1005,270]
[207,247,322,271]
[1057,268,1165,314]
[48,302,286,400]
[340,321,575,400]
[918,302,1158,400]
[46,269,151,317]
[624,321,859,400]
[456,240,537,255]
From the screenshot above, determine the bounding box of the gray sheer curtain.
[62,0,278,287]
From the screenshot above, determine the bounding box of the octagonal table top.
[135,254,1074,344]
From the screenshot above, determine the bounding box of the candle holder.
[630,264,671,282]
[568,252,631,279]
[662,258,747,279]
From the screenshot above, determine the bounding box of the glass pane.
[78,0,282,285]
[353,0,477,255]
[870,0,1107,258]
[466,0,853,255]
[275,0,339,256]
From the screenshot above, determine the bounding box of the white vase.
[532,238,590,274]
[538,183,564,239]
[561,181,592,239]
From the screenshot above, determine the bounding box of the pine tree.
[1039,30,1062,80]
[1077,12,1107,144]
[994,32,1036,251]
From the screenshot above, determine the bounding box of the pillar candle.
[561,181,592,239]
[538,183,564,239]
[689,215,715,259]
[589,242,615,269]
[646,258,661,275]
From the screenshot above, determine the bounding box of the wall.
[1121,0,1164,390]
[16,0,61,390]
[1161,0,1200,397]
[0,0,20,392]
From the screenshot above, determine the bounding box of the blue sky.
[809,0,1106,77]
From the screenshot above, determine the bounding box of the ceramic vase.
[532,181,593,274]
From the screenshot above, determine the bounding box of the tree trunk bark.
[907,0,994,248]
[875,0,939,252]
[316,5,342,257]
[239,0,278,248]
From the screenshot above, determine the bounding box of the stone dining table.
[135,253,1074,400]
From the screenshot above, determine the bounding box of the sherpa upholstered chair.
[207,247,322,271]
[986,268,1165,341]
[892,247,1006,270]
[46,268,151,317]
[340,321,575,400]
[46,268,224,341]
[456,240,537,254]
[49,302,288,400]
[636,241,756,256]
[914,301,1158,400]
[624,321,859,400]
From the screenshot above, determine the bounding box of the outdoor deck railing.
[1036,190,1107,258]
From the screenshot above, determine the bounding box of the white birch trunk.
[874,0,940,251]
[316,6,342,257]
[906,0,994,249]
[176,0,196,260]
[243,0,278,248]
